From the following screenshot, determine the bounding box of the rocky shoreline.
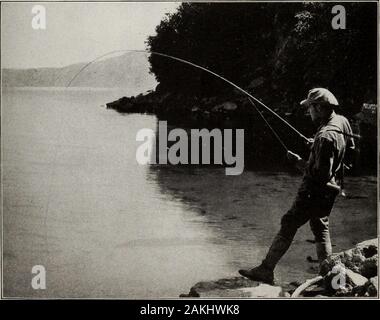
[106,91,306,129]
[180,239,378,298]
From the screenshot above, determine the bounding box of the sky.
[1,2,180,69]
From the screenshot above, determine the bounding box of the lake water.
[2,88,377,298]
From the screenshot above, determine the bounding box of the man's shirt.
[304,112,354,189]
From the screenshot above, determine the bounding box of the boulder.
[352,276,378,297]
[238,284,283,298]
[346,269,368,287]
[360,254,378,278]
[318,239,378,297]
[356,238,378,250]
[320,238,378,278]
[366,276,378,297]
[180,277,284,298]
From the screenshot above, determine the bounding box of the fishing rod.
[327,129,361,140]
[67,49,309,142]
[247,98,361,148]
[248,98,289,152]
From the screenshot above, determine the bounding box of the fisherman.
[239,88,355,284]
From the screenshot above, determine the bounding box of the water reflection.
[149,165,294,264]
[146,119,377,284]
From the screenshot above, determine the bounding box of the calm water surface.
[2,88,377,298]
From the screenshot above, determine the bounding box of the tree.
[147,2,377,114]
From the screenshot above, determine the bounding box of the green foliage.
[147,2,377,114]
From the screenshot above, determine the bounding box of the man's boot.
[238,263,274,284]
[239,234,293,284]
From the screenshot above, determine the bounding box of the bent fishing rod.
[247,97,361,149]
[248,98,289,152]
[67,49,309,142]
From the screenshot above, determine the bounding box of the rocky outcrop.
[320,239,377,278]
[319,238,378,297]
[180,277,288,298]
[106,92,258,126]
[365,276,378,297]
[181,239,378,298]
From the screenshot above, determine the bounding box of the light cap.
[300,88,339,107]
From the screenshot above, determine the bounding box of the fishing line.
[249,98,289,152]
[67,49,309,142]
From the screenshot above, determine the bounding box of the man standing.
[239,88,355,284]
